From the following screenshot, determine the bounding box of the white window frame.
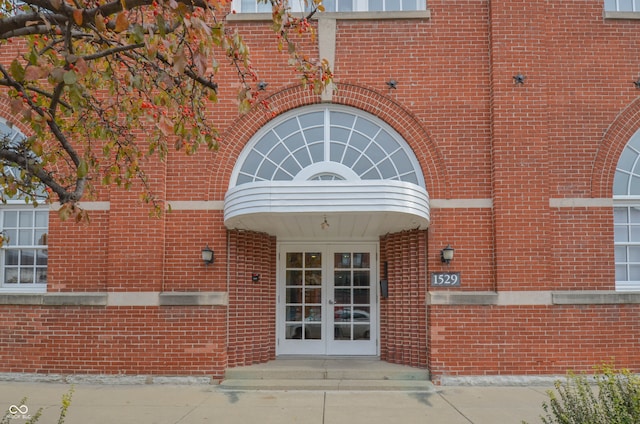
[0,118,48,293]
[613,126,640,291]
[605,0,640,12]
[0,206,49,293]
[231,0,427,14]
[613,200,640,291]
[229,104,426,189]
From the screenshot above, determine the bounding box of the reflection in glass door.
[332,252,371,340]
[327,250,375,355]
[278,244,377,356]
[284,252,323,341]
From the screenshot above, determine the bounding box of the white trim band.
[428,290,640,306]
[0,291,228,307]
[430,199,492,208]
[44,198,614,212]
[549,198,613,208]
[167,201,224,210]
[50,201,110,211]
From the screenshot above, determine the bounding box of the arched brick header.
[210,83,448,199]
[592,97,640,198]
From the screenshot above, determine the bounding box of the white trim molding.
[167,201,224,211]
[605,11,640,19]
[0,291,228,307]
[428,290,640,306]
[549,198,613,208]
[430,199,492,208]
[49,201,110,211]
[42,198,615,213]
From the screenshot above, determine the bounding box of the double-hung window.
[0,208,48,291]
[0,119,48,293]
[234,0,426,13]
[605,0,640,12]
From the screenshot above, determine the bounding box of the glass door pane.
[332,252,371,342]
[278,243,377,356]
[285,251,323,341]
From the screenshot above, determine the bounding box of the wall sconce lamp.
[258,81,268,91]
[201,245,214,266]
[386,79,398,89]
[440,245,455,264]
[513,74,526,85]
[634,78,640,89]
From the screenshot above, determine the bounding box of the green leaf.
[27,49,39,65]
[131,74,142,89]
[63,70,77,85]
[156,14,166,37]
[10,59,25,82]
[132,24,145,43]
[77,159,88,178]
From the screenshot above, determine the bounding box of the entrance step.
[220,358,435,392]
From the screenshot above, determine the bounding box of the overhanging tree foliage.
[0,0,331,219]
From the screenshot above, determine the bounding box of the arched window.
[225,105,430,238]
[614,127,640,291]
[0,118,48,292]
[231,105,424,188]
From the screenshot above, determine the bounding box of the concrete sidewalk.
[0,381,553,424]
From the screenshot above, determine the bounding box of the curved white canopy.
[224,180,430,239]
[224,105,430,239]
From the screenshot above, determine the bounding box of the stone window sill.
[605,11,640,19]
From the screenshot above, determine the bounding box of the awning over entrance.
[224,180,430,238]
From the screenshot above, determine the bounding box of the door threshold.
[276,355,380,360]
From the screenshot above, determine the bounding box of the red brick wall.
[227,230,277,367]
[428,208,496,292]
[593,97,640,198]
[163,210,227,292]
[0,305,227,377]
[380,230,428,368]
[428,304,640,383]
[550,207,615,290]
[48,212,109,292]
[3,0,640,379]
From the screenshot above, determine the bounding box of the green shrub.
[1,386,73,424]
[528,364,640,424]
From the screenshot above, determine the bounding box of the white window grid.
[605,0,640,12]
[614,126,640,290]
[233,0,426,13]
[0,120,23,145]
[0,118,48,292]
[232,105,424,187]
[0,208,48,291]
[614,204,640,291]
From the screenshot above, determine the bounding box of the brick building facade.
[1,0,640,383]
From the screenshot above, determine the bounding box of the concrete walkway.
[0,381,554,424]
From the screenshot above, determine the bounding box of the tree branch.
[0,148,84,203]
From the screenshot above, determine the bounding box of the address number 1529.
[431,272,461,287]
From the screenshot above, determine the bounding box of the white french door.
[277,243,378,356]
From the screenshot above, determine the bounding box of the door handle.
[328,299,335,305]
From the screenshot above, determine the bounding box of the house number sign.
[431,272,461,287]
